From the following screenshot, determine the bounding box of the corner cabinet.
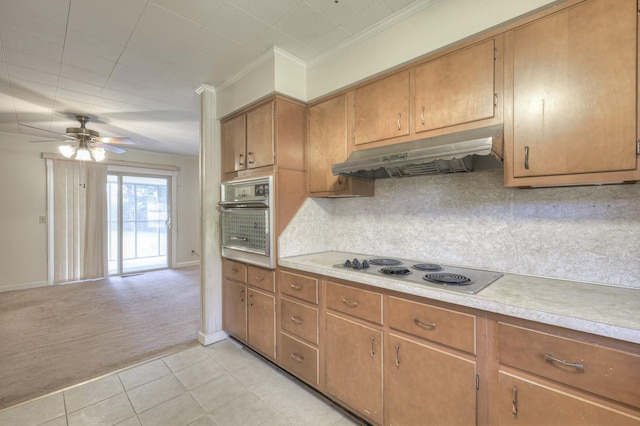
[308,94,374,197]
[504,0,640,186]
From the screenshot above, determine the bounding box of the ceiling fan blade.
[97,143,127,154]
[97,136,136,145]
[19,123,78,140]
[29,139,67,143]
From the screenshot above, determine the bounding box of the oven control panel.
[222,176,271,202]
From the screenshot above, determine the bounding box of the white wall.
[0,131,200,292]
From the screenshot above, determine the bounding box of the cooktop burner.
[380,266,412,276]
[335,256,502,294]
[423,273,471,286]
[368,258,402,266]
[412,263,443,271]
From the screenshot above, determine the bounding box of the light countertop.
[279,251,640,345]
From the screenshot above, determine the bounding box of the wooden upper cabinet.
[415,38,497,133]
[222,114,246,174]
[506,0,638,185]
[246,101,274,170]
[353,70,410,146]
[308,95,349,193]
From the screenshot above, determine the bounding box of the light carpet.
[0,267,200,410]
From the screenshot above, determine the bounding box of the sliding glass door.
[107,173,171,275]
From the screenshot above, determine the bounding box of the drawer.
[387,296,476,354]
[281,298,318,344]
[280,270,318,304]
[325,281,382,325]
[279,332,319,387]
[247,265,275,292]
[222,259,247,282]
[498,322,640,408]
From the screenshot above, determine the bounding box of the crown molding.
[195,84,216,95]
[273,46,307,71]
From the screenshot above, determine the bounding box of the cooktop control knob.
[344,260,352,268]
[352,259,362,270]
[362,260,370,269]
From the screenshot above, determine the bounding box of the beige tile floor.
[0,339,361,426]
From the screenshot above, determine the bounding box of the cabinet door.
[354,70,410,146]
[248,288,276,359]
[325,313,383,425]
[222,279,246,341]
[415,39,496,133]
[387,334,477,426]
[499,372,640,426]
[222,114,246,173]
[511,0,637,178]
[246,101,274,169]
[308,95,349,193]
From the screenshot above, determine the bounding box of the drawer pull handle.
[395,344,401,367]
[524,146,529,170]
[290,352,304,363]
[420,106,425,125]
[414,318,436,329]
[290,316,304,325]
[397,112,402,130]
[544,354,584,371]
[231,268,238,273]
[370,336,376,358]
[290,284,303,291]
[512,386,518,416]
[342,298,358,308]
[254,275,264,281]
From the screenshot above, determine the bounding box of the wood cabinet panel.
[354,71,410,146]
[387,295,476,354]
[498,322,640,408]
[386,333,477,426]
[325,313,383,425]
[326,281,383,325]
[247,265,274,292]
[498,371,640,426]
[222,278,246,341]
[247,288,276,359]
[279,270,318,304]
[280,297,318,345]
[246,101,274,170]
[222,258,247,282]
[279,332,319,387]
[415,38,496,133]
[509,0,637,179]
[222,115,246,174]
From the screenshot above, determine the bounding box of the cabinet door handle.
[544,354,584,371]
[247,152,254,165]
[290,316,304,325]
[240,289,244,302]
[289,283,302,291]
[511,386,518,416]
[342,298,358,308]
[248,293,253,307]
[238,153,244,167]
[395,343,401,367]
[397,113,402,130]
[290,352,304,363]
[414,318,436,329]
[420,106,425,125]
[524,146,529,169]
[370,336,376,358]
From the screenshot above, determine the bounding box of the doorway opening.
[107,174,171,275]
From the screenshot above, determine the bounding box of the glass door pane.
[107,175,120,275]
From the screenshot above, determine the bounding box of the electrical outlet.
[39,216,47,224]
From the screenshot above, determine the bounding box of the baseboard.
[176,260,200,268]
[0,280,48,293]
[198,330,228,346]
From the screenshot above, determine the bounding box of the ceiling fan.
[21,115,136,161]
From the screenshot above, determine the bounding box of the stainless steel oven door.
[220,206,274,268]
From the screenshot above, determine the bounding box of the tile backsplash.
[280,169,640,289]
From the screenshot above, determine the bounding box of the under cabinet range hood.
[332,124,504,179]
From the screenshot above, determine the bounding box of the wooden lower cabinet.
[498,371,640,426]
[222,278,246,341]
[247,288,276,359]
[386,333,477,426]
[325,312,384,425]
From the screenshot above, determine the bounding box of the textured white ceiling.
[0,0,429,157]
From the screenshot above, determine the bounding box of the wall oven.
[219,175,274,268]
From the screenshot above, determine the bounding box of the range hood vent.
[332,124,503,179]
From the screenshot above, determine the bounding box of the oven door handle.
[229,236,249,242]
[218,201,268,209]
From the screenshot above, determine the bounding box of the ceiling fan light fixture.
[75,147,92,161]
[58,144,76,158]
[91,146,106,161]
